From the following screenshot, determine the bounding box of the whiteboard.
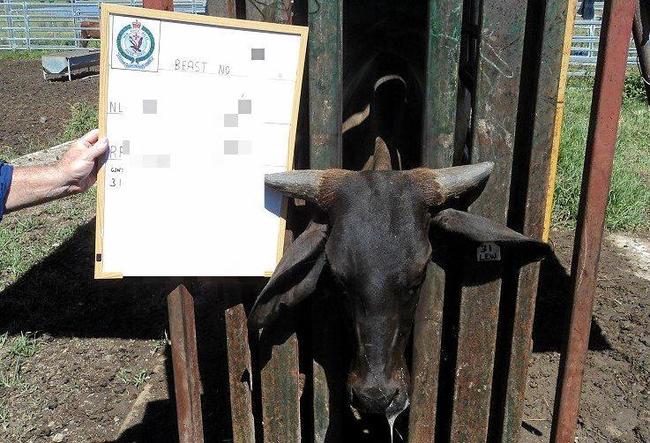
[95,5,308,278]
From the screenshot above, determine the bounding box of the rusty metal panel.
[409,1,463,440]
[260,329,302,442]
[307,0,343,441]
[420,0,464,169]
[205,0,237,18]
[409,262,446,442]
[258,228,301,442]
[308,0,342,171]
[224,286,256,443]
[244,0,292,22]
[551,1,637,441]
[245,4,303,441]
[498,0,573,441]
[244,0,265,21]
[449,1,528,441]
[168,285,205,443]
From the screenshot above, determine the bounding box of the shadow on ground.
[0,219,248,441]
[0,220,176,339]
[0,220,610,442]
[532,252,610,353]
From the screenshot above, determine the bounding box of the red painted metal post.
[550,1,636,441]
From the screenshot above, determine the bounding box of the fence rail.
[0,0,206,50]
[572,22,637,66]
[0,0,640,66]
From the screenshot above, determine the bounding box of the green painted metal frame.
[308,1,343,441]
[449,2,529,440]
[499,0,572,441]
[207,0,576,441]
[408,1,463,441]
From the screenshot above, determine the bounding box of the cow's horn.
[409,162,494,206]
[265,169,350,209]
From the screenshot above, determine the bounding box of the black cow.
[248,137,549,420]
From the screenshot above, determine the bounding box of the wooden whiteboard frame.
[95,4,308,279]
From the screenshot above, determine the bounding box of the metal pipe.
[550,0,637,442]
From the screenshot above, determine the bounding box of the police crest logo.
[116,20,156,68]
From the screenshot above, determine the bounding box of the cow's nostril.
[351,385,399,414]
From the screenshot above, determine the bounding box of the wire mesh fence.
[570,1,637,66]
[0,0,206,50]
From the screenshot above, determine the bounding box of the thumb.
[88,137,109,160]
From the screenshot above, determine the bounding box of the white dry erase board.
[95,4,308,279]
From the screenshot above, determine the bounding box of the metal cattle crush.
[146,0,588,441]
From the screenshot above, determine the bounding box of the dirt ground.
[0,59,98,158]
[522,231,649,443]
[0,57,648,442]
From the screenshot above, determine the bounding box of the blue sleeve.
[0,162,14,221]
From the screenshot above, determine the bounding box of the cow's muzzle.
[348,371,408,416]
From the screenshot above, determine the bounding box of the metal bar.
[307,0,342,440]
[545,0,587,241]
[408,0,463,441]
[632,0,650,105]
[205,0,236,19]
[498,0,575,441]
[254,6,302,441]
[22,0,29,50]
[225,289,255,443]
[550,1,636,441]
[259,331,301,442]
[408,262,447,442]
[244,0,265,21]
[308,0,342,171]
[449,0,528,441]
[419,0,463,169]
[5,1,16,50]
[167,285,205,443]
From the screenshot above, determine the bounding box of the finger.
[80,129,100,146]
[87,137,109,160]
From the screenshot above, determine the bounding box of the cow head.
[248,139,548,419]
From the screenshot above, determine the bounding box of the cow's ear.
[248,221,328,329]
[430,208,550,263]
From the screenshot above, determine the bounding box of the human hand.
[55,129,109,194]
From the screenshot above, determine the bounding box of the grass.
[0,100,98,289]
[0,189,95,290]
[0,332,39,390]
[116,368,151,389]
[0,332,40,431]
[553,73,650,232]
[0,50,49,61]
[60,102,98,143]
[0,399,8,430]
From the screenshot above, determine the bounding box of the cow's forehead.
[333,171,424,212]
[326,171,431,281]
